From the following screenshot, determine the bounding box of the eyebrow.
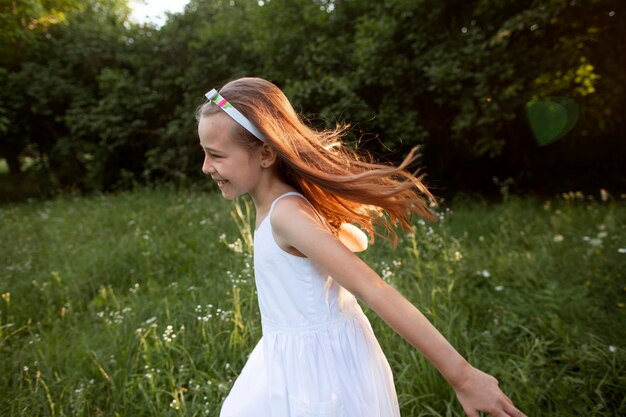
[199,144,223,153]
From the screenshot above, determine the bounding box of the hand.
[452,366,527,417]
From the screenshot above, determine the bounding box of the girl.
[197,77,526,417]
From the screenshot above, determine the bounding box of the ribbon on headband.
[205,89,266,142]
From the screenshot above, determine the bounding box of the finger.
[502,394,516,406]
[462,405,479,417]
[503,402,527,417]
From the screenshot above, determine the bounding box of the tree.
[1,0,623,196]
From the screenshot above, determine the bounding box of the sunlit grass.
[1,187,624,416]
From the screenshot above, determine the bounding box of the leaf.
[525,97,579,146]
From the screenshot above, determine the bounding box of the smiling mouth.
[216,180,228,187]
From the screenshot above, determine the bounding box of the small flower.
[617,248,626,254]
[553,234,564,242]
[227,238,244,253]
[477,270,491,278]
[162,325,176,343]
[381,266,394,281]
[494,286,504,292]
[170,398,180,410]
[588,238,602,247]
[452,251,463,261]
[609,346,617,353]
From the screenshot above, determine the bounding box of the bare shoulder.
[268,195,329,256]
[270,195,368,252]
[270,195,324,235]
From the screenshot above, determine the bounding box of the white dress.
[220,192,401,417]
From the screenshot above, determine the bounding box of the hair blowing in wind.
[197,77,437,243]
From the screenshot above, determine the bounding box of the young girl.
[197,77,526,417]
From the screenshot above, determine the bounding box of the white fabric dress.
[220,192,401,417]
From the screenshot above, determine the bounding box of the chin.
[220,190,242,201]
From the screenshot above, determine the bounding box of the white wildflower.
[170,398,180,410]
[162,325,175,343]
[588,238,602,247]
[228,238,243,253]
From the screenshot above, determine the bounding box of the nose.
[202,155,215,175]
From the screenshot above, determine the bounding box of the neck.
[249,170,295,217]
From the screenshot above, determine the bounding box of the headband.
[204,89,266,142]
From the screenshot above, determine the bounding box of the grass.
[0,186,624,416]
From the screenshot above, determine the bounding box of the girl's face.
[198,113,263,200]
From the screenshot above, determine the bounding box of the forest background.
[1,1,626,416]
[1,0,624,202]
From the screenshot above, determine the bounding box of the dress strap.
[268,191,330,230]
[269,192,305,216]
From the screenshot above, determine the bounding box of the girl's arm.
[271,197,526,417]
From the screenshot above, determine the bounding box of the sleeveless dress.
[220,192,401,417]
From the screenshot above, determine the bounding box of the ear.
[259,144,278,168]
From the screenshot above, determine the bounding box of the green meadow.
[1,187,625,416]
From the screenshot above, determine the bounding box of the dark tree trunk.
[5,153,21,176]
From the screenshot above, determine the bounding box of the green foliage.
[0,0,624,197]
[0,188,624,415]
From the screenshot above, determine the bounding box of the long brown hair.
[197,77,436,244]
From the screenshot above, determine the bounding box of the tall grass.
[1,187,624,416]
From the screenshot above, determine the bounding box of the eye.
[201,149,222,158]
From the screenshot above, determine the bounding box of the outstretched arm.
[271,197,526,417]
